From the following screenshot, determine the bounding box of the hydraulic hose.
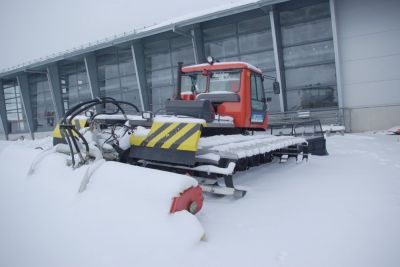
[58,97,141,167]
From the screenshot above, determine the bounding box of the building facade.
[0,0,399,139]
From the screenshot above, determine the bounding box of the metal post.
[270,7,287,112]
[47,63,64,120]
[330,0,344,109]
[16,73,34,139]
[175,62,183,100]
[84,54,100,99]
[132,41,149,110]
[0,79,10,139]
[191,24,205,64]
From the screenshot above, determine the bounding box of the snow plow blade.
[5,143,204,216]
[0,145,205,266]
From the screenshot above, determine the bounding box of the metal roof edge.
[0,0,288,79]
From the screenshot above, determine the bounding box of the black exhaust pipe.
[175,62,183,100]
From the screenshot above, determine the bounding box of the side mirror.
[273,81,280,94]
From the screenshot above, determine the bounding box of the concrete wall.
[7,133,32,141]
[335,0,400,131]
[344,104,400,132]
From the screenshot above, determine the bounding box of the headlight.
[206,56,215,65]
[142,111,153,120]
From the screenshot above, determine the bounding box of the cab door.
[250,73,267,124]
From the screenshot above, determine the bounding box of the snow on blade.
[0,144,204,267]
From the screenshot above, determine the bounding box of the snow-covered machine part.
[0,145,205,266]
[50,97,204,214]
[387,126,400,135]
[269,120,328,156]
[127,118,308,197]
[51,100,309,198]
[122,106,307,195]
[50,58,320,199]
[199,134,306,158]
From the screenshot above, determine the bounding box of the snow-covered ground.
[1,132,399,267]
[193,132,400,267]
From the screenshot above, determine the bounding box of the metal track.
[197,134,307,161]
[136,134,308,198]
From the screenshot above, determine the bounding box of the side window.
[251,74,257,100]
[250,73,265,111]
[256,75,265,101]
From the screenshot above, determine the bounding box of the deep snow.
[193,132,400,267]
[0,132,399,267]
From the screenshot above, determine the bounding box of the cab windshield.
[181,72,207,93]
[181,70,241,94]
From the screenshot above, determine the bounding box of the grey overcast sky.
[0,0,243,70]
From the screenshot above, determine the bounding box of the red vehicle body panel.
[181,63,268,130]
[170,185,203,214]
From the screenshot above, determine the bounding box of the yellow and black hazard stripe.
[129,122,202,166]
[131,122,202,152]
[52,119,88,145]
[163,123,202,151]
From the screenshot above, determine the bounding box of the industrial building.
[0,0,399,140]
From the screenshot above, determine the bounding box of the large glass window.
[60,61,91,112]
[205,37,239,58]
[286,86,337,110]
[29,73,56,131]
[203,14,280,112]
[144,35,195,111]
[279,1,338,110]
[2,79,27,133]
[96,46,141,111]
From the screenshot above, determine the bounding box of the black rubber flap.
[165,99,215,122]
